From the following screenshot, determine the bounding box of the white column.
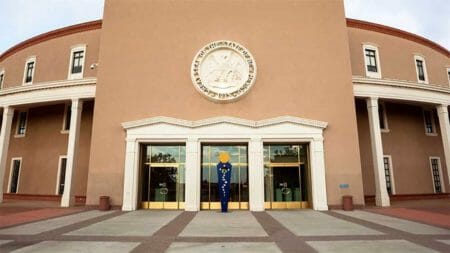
[185,138,200,211]
[122,138,138,211]
[437,104,450,191]
[0,107,14,203]
[61,99,83,207]
[310,138,328,210]
[366,97,390,207]
[248,138,264,211]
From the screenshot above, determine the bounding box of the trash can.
[342,195,353,211]
[99,196,111,211]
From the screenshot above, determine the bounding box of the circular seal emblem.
[191,40,257,102]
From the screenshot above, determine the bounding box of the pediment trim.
[122,116,328,130]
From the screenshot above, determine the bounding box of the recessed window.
[56,156,67,195]
[383,155,395,195]
[423,109,436,135]
[68,45,86,80]
[0,71,5,89]
[429,157,444,193]
[363,44,382,78]
[365,49,377,72]
[0,70,4,89]
[414,55,428,84]
[378,102,389,131]
[8,158,22,193]
[71,51,84,74]
[16,111,28,136]
[62,104,71,132]
[23,57,36,84]
[416,60,425,81]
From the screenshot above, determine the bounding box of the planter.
[342,195,353,211]
[99,196,111,211]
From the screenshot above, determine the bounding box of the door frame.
[265,164,309,209]
[139,144,186,210]
[200,143,249,210]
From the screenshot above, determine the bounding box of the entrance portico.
[121,116,328,211]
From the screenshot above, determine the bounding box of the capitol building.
[0,0,448,211]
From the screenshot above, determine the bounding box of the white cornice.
[0,78,96,107]
[353,76,450,105]
[353,76,450,93]
[0,78,96,96]
[122,115,328,130]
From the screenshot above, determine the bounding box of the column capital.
[2,106,15,116]
[436,104,449,114]
[366,97,379,108]
[186,138,198,143]
[125,137,136,142]
[71,98,83,110]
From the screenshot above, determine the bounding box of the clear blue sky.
[0,0,449,55]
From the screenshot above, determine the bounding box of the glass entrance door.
[264,144,309,209]
[201,144,249,210]
[140,144,185,209]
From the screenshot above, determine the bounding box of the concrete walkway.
[0,201,449,252]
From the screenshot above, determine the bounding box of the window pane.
[424,110,434,133]
[17,112,27,135]
[416,60,425,81]
[25,62,34,82]
[58,158,67,195]
[365,49,378,72]
[10,160,21,193]
[64,105,71,131]
[383,157,392,194]
[378,104,386,129]
[149,145,185,163]
[71,51,84,74]
[431,159,442,193]
[266,145,300,163]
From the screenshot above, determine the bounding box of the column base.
[184,203,200,212]
[375,194,390,207]
[249,203,265,212]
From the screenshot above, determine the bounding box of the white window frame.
[7,157,22,193]
[422,108,437,136]
[0,69,5,89]
[67,44,86,80]
[446,67,450,86]
[379,102,389,132]
[61,103,71,134]
[383,155,396,194]
[429,157,445,193]
[22,56,36,85]
[363,43,382,79]
[15,110,28,138]
[55,155,67,195]
[414,54,429,84]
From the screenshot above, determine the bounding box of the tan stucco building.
[0,0,449,211]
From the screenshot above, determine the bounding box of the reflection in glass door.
[140,144,185,209]
[201,144,249,210]
[264,144,309,209]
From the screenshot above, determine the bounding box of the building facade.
[0,0,448,211]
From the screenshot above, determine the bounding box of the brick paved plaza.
[0,200,449,252]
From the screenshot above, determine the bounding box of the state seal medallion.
[191,40,257,102]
